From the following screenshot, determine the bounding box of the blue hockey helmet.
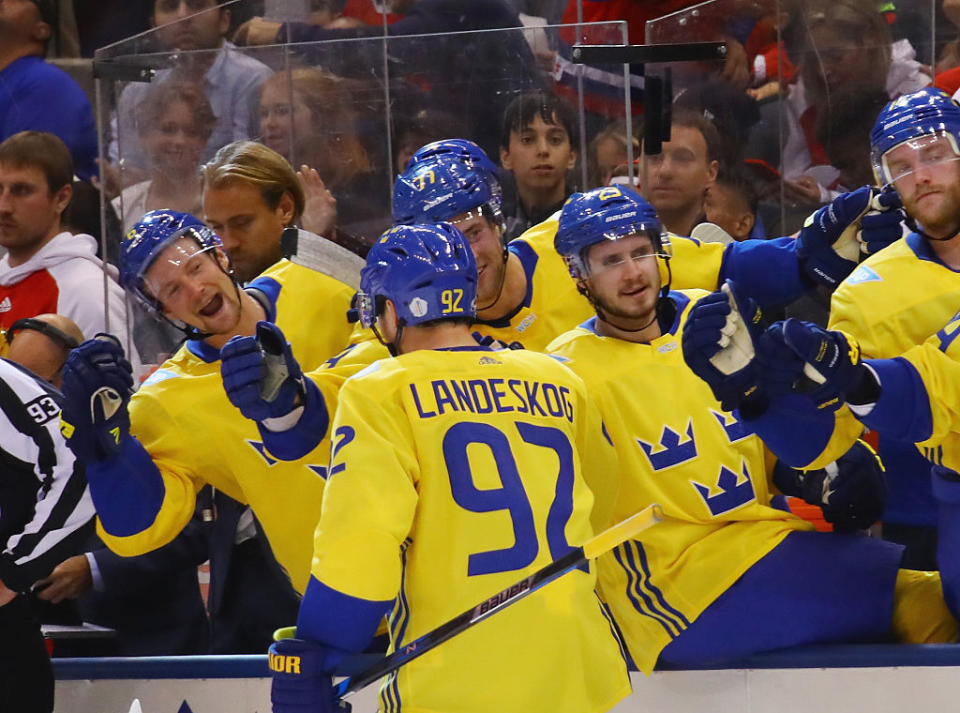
[393,155,503,227]
[357,223,477,329]
[870,87,960,187]
[555,185,670,279]
[120,209,223,312]
[406,138,500,183]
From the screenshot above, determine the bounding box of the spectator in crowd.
[112,81,216,234]
[257,68,383,239]
[5,313,81,388]
[702,165,758,243]
[235,0,540,161]
[0,0,97,181]
[815,89,892,194]
[201,140,367,281]
[499,91,578,240]
[643,110,720,237]
[776,0,929,205]
[0,354,96,712]
[108,0,272,177]
[586,119,638,190]
[0,132,140,372]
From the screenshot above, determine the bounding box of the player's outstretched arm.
[799,186,904,278]
[220,321,330,461]
[773,439,885,532]
[60,336,173,549]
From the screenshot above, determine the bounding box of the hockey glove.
[59,334,134,463]
[220,321,306,424]
[773,439,885,532]
[796,186,873,288]
[269,637,351,713]
[778,319,867,410]
[682,281,765,413]
[753,323,808,397]
[859,188,906,256]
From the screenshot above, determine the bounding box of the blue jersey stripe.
[634,541,691,627]
[596,592,630,667]
[614,543,681,636]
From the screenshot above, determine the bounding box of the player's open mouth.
[199,294,223,317]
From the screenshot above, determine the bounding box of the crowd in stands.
[7,0,960,710]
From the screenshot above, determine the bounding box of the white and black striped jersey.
[0,359,95,592]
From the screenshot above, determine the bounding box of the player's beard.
[907,178,960,240]
[592,290,658,331]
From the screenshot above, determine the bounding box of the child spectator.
[499,91,577,239]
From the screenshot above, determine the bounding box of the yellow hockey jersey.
[473,213,736,352]
[548,290,812,674]
[312,347,630,713]
[806,234,960,466]
[97,260,360,593]
[886,312,960,472]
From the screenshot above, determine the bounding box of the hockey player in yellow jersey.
[714,88,960,570]
[57,210,359,593]
[393,139,897,352]
[549,186,955,673]
[250,222,630,713]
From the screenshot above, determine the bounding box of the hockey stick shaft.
[334,503,663,698]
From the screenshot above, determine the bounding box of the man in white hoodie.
[0,131,139,370]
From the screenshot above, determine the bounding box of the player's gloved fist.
[682,282,766,414]
[269,637,350,713]
[779,319,866,410]
[753,323,807,397]
[773,440,885,532]
[221,321,306,424]
[60,334,134,462]
[859,188,905,255]
[796,186,873,287]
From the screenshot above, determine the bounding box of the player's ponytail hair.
[201,141,305,226]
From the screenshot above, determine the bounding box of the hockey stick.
[331,503,663,699]
[281,227,365,290]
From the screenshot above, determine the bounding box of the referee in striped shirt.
[1,316,95,713]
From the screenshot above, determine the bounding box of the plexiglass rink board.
[93,3,632,366]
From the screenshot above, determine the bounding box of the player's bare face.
[146,238,241,334]
[204,181,288,283]
[586,234,661,326]
[452,211,505,307]
[0,163,68,263]
[886,137,960,240]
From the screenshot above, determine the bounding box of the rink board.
[53,646,960,713]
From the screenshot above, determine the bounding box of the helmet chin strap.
[476,246,510,313]
[371,320,404,357]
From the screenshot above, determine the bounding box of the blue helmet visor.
[875,131,960,187]
[140,234,220,308]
